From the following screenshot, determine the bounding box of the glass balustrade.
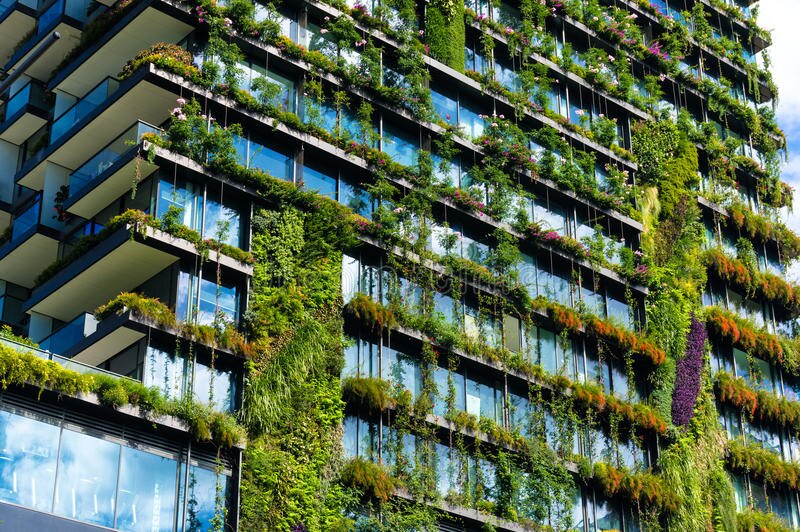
[38,312,97,354]
[0,336,132,380]
[69,121,160,197]
[9,196,41,242]
[50,77,119,144]
[0,81,49,124]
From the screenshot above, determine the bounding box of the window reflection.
[182,465,228,532]
[54,429,120,527]
[0,406,227,530]
[117,447,177,532]
[0,411,59,512]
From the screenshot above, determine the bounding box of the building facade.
[0,0,795,530]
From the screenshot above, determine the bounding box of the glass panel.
[0,410,60,511]
[302,164,337,199]
[593,494,623,532]
[144,345,187,401]
[39,312,97,354]
[69,122,160,197]
[203,191,242,248]
[192,360,236,413]
[116,447,177,532]
[51,78,120,143]
[247,138,293,180]
[339,178,371,217]
[10,197,41,241]
[182,465,228,532]
[54,429,120,527]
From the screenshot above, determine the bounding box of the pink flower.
[320,28,328,34]
[224,17,232,26]
[176,98,186,106]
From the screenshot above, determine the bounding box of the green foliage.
[340,457,397,502]
[425,0,465,71]
[341,376,395,412]
[632,119,680,188]
[736,509,792,532]
[0,342,244,446]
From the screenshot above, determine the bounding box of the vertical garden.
[0,0,797,529]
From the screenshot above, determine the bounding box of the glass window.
[381,123,418,167]
[182,465,228,532]
[157,179,203,231]
[606,288,631,330]
[247,138,293,180]
[538,327,559,375]
[431,88,457,126]
[0,410,60,512]
[733,348,749,382]
[340,178,372,217]
[176,270,239,326]
[435,442,452,496]
[192,360,237,413]
[302,163,337,199]
[54,429,121,527]
[385,347,421,397]
[592,493,623,532]
[143,344,186,402]
[116,447,177,532]
[203,190,243,248]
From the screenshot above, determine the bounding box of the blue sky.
[758,0,800,280]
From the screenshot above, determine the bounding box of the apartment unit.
[0,0,794,530]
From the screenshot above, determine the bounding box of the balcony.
[38,311,97,354]
[23,220,251,322]
[59,307,242,412]
[16,64,178,190]
[49,0,194,96]
[0,81,50,144]
[50,77,119,143]
[64,120,160,218]
[0,293,25,327]
[3,0,105,81]
[23,224,177,322]
[0,0,39,65]
[0,195,60,287]
[0,335,132,380]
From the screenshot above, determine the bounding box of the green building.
[0,0,794,529]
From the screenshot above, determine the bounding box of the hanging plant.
[671,313,707,427]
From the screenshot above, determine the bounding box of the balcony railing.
[37,0,101,33]
[68,120,160,197]
[0,294,25,326]
[0,0,14,18]
[50,77,118,143]
[9,195,41,242]
[0,336,134,380]
[39,312,97,354]
[0,81,49,124]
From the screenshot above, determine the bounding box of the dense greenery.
[0,340,245,447]
[10,0,794,528]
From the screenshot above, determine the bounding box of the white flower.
[320,28,329,33]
